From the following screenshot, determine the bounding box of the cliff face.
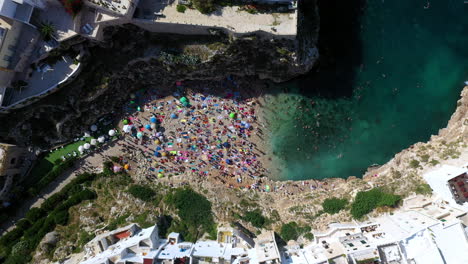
[0,3,319,147]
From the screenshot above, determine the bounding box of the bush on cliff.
[192,0,216,14]
[322,197,348,215]
[351,188,401,219]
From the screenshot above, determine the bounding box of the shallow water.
[268,0,468,180]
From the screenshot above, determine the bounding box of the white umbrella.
[78,146,84,152]
[98,136,105,143]
[84,143,91,150]
[108,129,116,136]
[123,125,132,133]
[150,123,156,129]
[84,131,91,137]
[90,125,97,132]
[90,139,97,145]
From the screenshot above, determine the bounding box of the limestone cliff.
[0,3,319,147]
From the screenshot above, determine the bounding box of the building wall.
[0,16,19,69]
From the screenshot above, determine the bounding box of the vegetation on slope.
[350,188,401,219]
[322,197,348,215]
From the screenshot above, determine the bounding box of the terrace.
[85,0,137,16]
[4,56,80,106]
[133,2,297,37]
[30,2,79,41]
[448,173,468,204]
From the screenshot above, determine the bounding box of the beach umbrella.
[84,143,91,150]
[90,139,97,145]
[226,159,233,165]
[98,136,105,143]
[176,81,182,86]
[123,119,129,125]
[90,125,97,132]
[150,123,156,129]
[130,93,136,99]
[137,132,143,139]
[154,151,161,157]
[124,164,130,170]
[161,152,167,157]
[150,117,157,123]
[108,129,116,136]
[229,112,236,119]
[171,113,178,119]
[78,145,84,152]
[180,97,188,103]
[145,124,151,130]
[113,165,122,173]
[157,173,164,178]
[265,185,270,192]
[137,106,142,112]
[84,131,91,137]
[155,139,161,145]
[223,142,231,148]
[123,125,132,133]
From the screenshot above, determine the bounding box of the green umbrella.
[180,97,188,103]
[123,119,129,125]
[229,112,236,119]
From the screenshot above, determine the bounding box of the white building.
[424,165,468,209]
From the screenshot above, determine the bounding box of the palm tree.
[39,21,56,41]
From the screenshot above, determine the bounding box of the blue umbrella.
[226,159,233,165]
[150,117,157,123]
[223,142,231,148]
[145,124,151,130]
[171,113,178,119]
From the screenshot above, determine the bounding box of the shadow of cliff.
[295,0,365,99]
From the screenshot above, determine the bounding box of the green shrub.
[350,188,401,219]
[322,198,348,214]
[415,183,432,195]
[0,228,24,248]
[165,188,215,241]
[26,208,46,222]
[280,222,311,241]
[15,219,32,230]
[128,185,156,202]
[243,209,266,228]
[177,4,187,13]
[409,159,420,169]
[53,210,69,226]
[192,0,215,13]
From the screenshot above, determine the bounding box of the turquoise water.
[268,0,468,180]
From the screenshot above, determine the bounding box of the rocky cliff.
[0,4,319,147]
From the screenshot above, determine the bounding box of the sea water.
[267,0,468,180]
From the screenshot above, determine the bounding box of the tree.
[192,0,216,14]
[128,185,156,202]
[280,222,299,241]
[322,197,348,214]
[177,4,187,13]
[243,209,266,228]
[39,21,56,41]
